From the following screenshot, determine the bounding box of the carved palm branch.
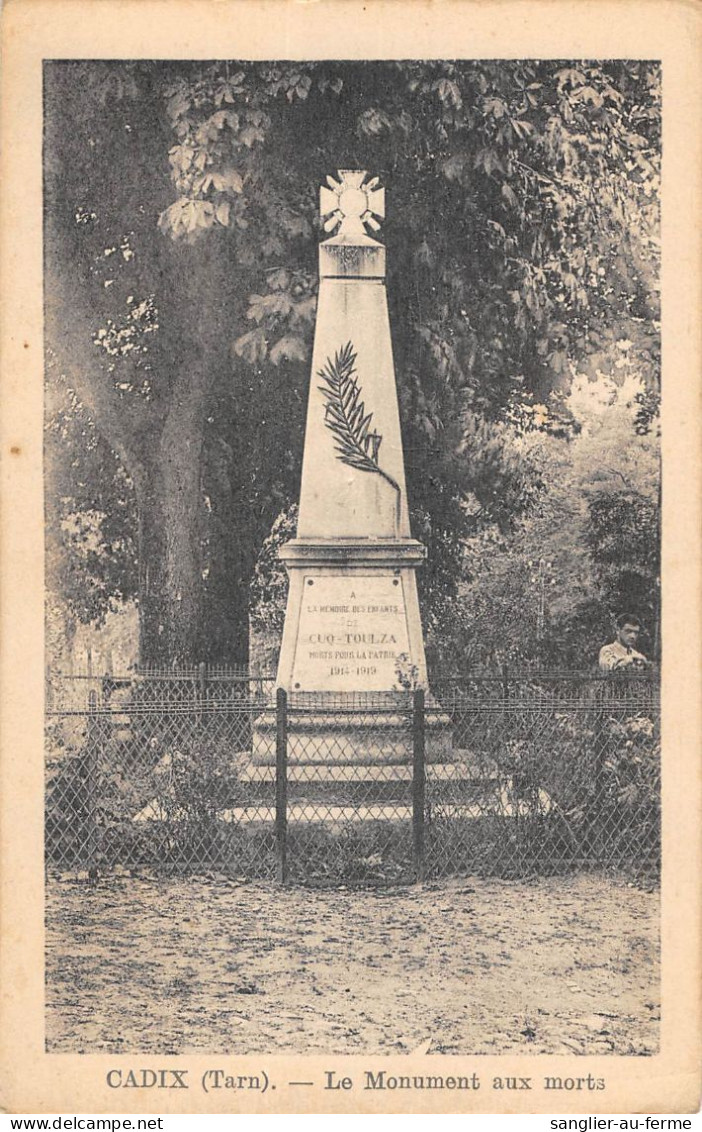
[317,342,401,498]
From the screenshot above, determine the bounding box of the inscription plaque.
[291,574,411,691]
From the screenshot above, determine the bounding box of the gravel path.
[46,873,659,1056]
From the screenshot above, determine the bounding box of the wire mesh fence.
[46,670,278,880]
[426,673,660,880]
[46,667,660,885]
[283,691,417,885]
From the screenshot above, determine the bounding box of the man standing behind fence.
[599,614,651,672]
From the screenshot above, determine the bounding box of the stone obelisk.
[253,171,451,764]
[276,171,428,698]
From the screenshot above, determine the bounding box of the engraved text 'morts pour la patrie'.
[253,171,451,763]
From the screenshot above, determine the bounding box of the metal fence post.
[86,689,100,882]
[275,687,288,884]
[197,661,207,722]
[590,686,610,862]
[412,687,426,883]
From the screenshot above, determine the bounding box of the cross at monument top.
[320,170,385,240]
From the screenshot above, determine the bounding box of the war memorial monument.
[250,168,455,771]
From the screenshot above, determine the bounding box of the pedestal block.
[277,539,426,689]
[252,538,453,764]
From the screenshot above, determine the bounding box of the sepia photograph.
[43,57,662,1060]
[0,0,699,1116]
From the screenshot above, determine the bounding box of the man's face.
[617,622,641,649]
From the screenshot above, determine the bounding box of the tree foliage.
[439,368,660,670]
[44,59,660,667]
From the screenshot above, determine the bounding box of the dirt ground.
[45,873,659,1056]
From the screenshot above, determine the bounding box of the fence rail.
[46,670,660,886]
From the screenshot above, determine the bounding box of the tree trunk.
[201,524,252,668]
[132,378,209,667]
[45,92,245,668]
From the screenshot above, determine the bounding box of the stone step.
[239,758,490,782]
[131,754,549,824]
[134,788,554,826]
[205,780,493,806]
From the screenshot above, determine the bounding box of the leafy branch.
[317,342,401,531]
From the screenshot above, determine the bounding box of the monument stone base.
[254,536,453,766]
[251,700,453,766]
